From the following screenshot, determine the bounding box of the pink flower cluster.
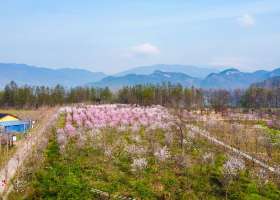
[60,104,172,134]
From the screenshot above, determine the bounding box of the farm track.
[0,108,58,198]
[186,124,280,176]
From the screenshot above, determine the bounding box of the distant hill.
[252,76,280,89]
[0,63,106,88]
[115,64,220,78]
[92,70,199,89]
[200,68,280,89]
[92,67,280,89]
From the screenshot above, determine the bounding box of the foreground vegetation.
[8,105,280,199]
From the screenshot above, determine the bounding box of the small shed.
[0,121,30,133]
[0,113,30,133]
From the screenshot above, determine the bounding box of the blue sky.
[1,0,280,74]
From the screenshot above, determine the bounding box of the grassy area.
[8,120,280,199]
[0,147,17,169]
[257,123,280,143]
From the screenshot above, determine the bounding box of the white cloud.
[130,43,160,56]
[237,14,255,28]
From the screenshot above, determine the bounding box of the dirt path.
[186,124,280,176]
[0,108,58,197]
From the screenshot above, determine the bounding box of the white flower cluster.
[186,125,210,136]
[56,128,68,152]
[154,146,170,162]
[104,147,113,158]
[257,169,269,183]
[125,144,147,156]
[131,158,148,172]
[223,157,245,175]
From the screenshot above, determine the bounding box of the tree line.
[0,81,112,108]
[0,81,279,110]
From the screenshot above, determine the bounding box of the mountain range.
[0,63,106,88]
[1,63,280,89]
[92,68,280,89]
[200,68,280,89]
[93,70,200,89]
[115,64,220,78]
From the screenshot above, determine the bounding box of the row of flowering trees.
[57,105,249,176]
[57,105,177,175]
[61,104,172,132]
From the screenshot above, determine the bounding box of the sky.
[0,0,280,74]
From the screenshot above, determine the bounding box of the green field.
[8,113,280,200]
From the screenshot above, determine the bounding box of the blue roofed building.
[0,113,30,133]
[0,120,30,133]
